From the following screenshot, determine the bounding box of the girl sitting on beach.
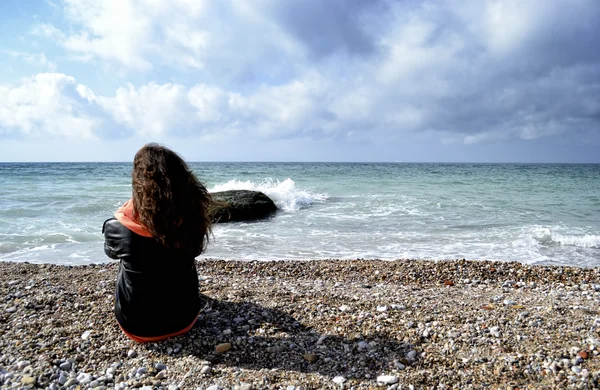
[102,143,212,342]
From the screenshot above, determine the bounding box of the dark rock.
[210,190,277,223]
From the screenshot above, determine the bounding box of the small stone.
[286,386,296,390]
[6,307,17,313]
[572,366,582,373]
[332,376,346,384]
[59,361,72,371]
[358,341,369,350]
[200,366,211,375]
[81,330,92,340]
[444,281,454,286]
[578,351,589,359]
[407,350,417,360]
[206,385,219,390]
[377,375,399,384]
[316,335,327,344]
[503,300,516,306]
[127,350,137,359]
[215,343,231,353]
[234,383,252,390]
[155,363,166,371]
[376,305,388,312]
[223,329,232,335]
[64,378,79,387]
[156,371,167,379]
[302,353,318,363]
[21,375,36,385]
[339,305,351,312]
[58,374,68,385]
[490,326,501,337]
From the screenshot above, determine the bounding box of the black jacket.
[102,218,200,337]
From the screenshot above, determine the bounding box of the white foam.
[514,226,600,249]
[210,178,328,212]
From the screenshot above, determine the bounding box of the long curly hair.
[131,143,212,256]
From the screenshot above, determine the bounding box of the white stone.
[490,326,501,337]
[81,330,92,340]
[223,329,232,335]
[571,366,582,373]
[59,361,72,371]
[200,366,211,375]
[407,350,417,360]
[377,375,399,384]
[127,349,137,359]
[376,305,388,312]
[206,385,220,390]
[339,305,351,312]
[503,300,516,306]
[332,376,346,384]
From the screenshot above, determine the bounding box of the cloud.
[1,50,57,71]
[0,73,101,139]
[8,0,599,146]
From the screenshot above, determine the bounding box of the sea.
[0,162,599,268]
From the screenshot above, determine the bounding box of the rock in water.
[210,190,277,223]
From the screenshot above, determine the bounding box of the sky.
[0,0,599,162]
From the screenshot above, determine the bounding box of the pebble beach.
[2,259,600,389]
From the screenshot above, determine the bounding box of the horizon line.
[1,161,599,164]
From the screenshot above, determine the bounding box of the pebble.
[376,305,388,312]
[571,366,582,373]
[156,371,167,379]
[234,384,252,390]
[127,349,137,359]
[339,305,351,312]
[223,329,232,335]
[490,326,501,337]
[302,353,318,363]
[81,330,92,340]
[206,385,219,390]
[21,375,36,385]
[332,376,346,384]
[215,343,232,353]
[64,378,79,387]
[155,363,167,371]
[59,361,72,371]
[6,307,17,313]
[200,366,211,375]
[58,374,68,385]
[377,375,399,384]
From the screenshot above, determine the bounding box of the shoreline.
[1,259,600,389]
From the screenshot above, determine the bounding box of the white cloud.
[0,73,101,138]
[1,50,57,71]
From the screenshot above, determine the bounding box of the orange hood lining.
[114,199,153,238]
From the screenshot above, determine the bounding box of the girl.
[102,143,212,342]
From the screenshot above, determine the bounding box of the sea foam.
[209,178,328,212]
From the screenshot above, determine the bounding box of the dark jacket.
[102,218,200,337]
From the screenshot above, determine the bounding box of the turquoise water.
[0,162,599,267]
